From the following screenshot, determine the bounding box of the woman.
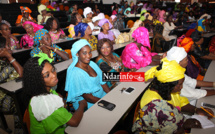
[132,57,213,133]
[44,17,66,43]
[197,19,206,33]
[82,7,93,23]
[92,16,101,35]
[112,6,118,15]
[67,4,78,22]
[124,7,131,17]
[65,39,110,110]
[152,24,165,53]
[93,4,100,16]
[20,21,43,48]
[23,53,87,134]
[121,27,160,70]
[98,19,115,43]
[158,10,166,23]
[30,29,69,62]
[109,15,120,38]
[0,23,20,50]
[16,6,34,27]
[68,13,82,38]
[188,11,195,21]
[51,2,60,11]
[96,39,130,89]
[75,22,98,51]
[166,46,215,106]
[128,20,143,39]
[113,8,124,31]
[163,15,178,41]
[37,4,52,25]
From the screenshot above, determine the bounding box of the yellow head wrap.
[145,58,185,83]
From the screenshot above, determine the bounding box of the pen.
[201,107,215,117]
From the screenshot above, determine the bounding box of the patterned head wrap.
[20,6,32,14]
[178,37,194,53]
[145,57,185,83]
[34,29,49,47]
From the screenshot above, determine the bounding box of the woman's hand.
[0,48,12,59]
[78,99,88,108]
[60,34,66,38]
[183,118,202,129]
[196,108,214,119]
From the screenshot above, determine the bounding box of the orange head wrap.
[20,6,32,14]
[179,37,194,53]
[41,0,49,5]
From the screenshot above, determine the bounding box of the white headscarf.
[166,47,187,63]
[83,7,93,18]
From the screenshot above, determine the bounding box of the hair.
[22,57,52,106]
[166,14,173,22]
[144,23,151,33]
[153,24,164,36]
[70,13,78,25]
[0,23,7,30]
[149,62,179,100]
[44,17,60,31]
[0,36,6,48]
[97,38,113,55]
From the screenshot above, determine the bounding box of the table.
[203,32,215,38]
[191,60,215,133]
[65,66,154,134]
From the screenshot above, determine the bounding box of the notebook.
[191,115,215,129]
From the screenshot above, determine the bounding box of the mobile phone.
[97,100,116,111]
[15,77,22,82]
[124,87,135,94]
[201,102,215,109]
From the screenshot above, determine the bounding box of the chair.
[127,20,134,28]
[105,15,110,19]
[64,49,72,59]
[78,9,83,16]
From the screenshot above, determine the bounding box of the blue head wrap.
[33,29,49,47]
[74,23,89,37]
[124,7,131,16]
[198,19,206,32]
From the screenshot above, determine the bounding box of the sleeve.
[197,26,204,32]
[164,22,175,31]
[42,107,72,134]
[60,29,65,35]
[184,74,197,88]
[16,15,22,24]
[180,84,207,101]
[0,66,15,82]
[54,44,66,52]
[98,33,103,40]
[179,95,190,107]
[68,25,75,38]
[30,48,40,57]
[37,15,42,25]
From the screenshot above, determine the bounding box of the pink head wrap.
[22,21,44,33]
[132,27,150,48]
[159,10,165,19]
[110,15,117,21]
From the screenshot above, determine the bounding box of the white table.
[65,66,154,134]
[203,32,215,38]
[191,60,215,133]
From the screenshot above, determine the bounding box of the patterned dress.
[81,35,98,51]
[49,29,65,43]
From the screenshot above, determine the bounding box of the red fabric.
[209,36,215,54]
[185,29,195,37]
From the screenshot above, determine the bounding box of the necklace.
[28,33,34,38]
[52,30,57,34]
[103,55,122,71]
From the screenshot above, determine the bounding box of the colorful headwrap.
[197,19,206,32]
[33,53,54,65]
[129,20,142,38]
[98,19,113,29]
[20,6,32,14]
[41,0,49,5]
[159,10,165,19]
[140,9,147,21]
[38,4,47,14]
[144,12,153,21]
[34,29,49,47]
[140,9,147,16]
[167,47,187,63]
[51,1,57,7]
[178,37,194,53]
[23,21,44,33]
[74,22,88,37]
[132,27,151,48]
[185,29,195,37]
[145,57,185,83]
[124,7,131,16]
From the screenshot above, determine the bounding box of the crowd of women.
[1,0,215,134]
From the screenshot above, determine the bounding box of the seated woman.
[98,19,116,43]
[67,4,78,22]
[0,36,23,133]
[65,39,110,110]
[23,53,87,134]
[124,7,131,17]
[51,2,60,11]
[68,13,82,38]
[96,38,131,89]
[30,29,69,62]
[158,10,166,23]
[16,6,34,27]
[166,46,215,106]
[75,23,98,51]
[121,27,160,70]
[82,7,93,23]
[91,16,101,35]
[44,17,66,43]
[152,24,165,53]
[0,23,20,50]
[128,20,143,39]
[163,15,180,41]
[37,4,52,25]
[20,21,43,48]
[197,19,206,33]
[113,8,124,31]
[109,15,120,38]
[132,57,213,133]
[0,13,11,27]
[112,6,118,15]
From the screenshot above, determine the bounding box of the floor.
[0,115,15,134]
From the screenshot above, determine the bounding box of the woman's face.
[126,10,130,14]
[77,45,92,64]
[41,10,47,15]
[41,33,52,46]
[168,15,173,22]
[24,24,34,34]
[52,20,58,30]
[85,26,92,35]
[23,12,29,18]
[87,12,93,18]
[42,62,58,91]
[171,78,184,93]
[94,20,99,26]
[100,42,112,56]
[179,56,188,68]
[102,23,109,30]
[0,24,11,36]
[76,14,82,23]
